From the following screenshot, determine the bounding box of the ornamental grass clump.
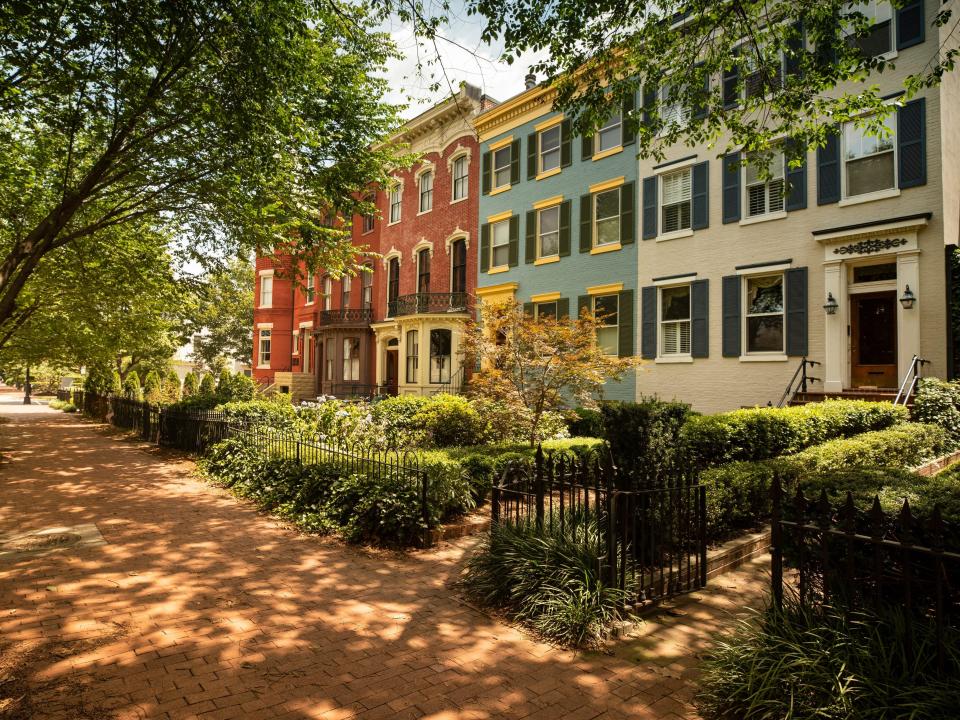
[462,509,632,647]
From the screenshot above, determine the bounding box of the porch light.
[899,285,916,310]
[823,292,839,315]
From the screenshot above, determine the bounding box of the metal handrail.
[437,365,466,395]
[318,308,373,325]
[776,356,821,408]
[894,354,928,405]
[389,292,470,317]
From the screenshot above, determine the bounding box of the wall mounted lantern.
[899,285,916,310]
[823,292,839,315]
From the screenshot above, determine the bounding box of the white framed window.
[341,275,351,308]
[292,329,300,356]
[493,146,512,189]
[322,276,333,311]
[362,193,376,234]
[419,170,433,213]
[537,205,560,259]
[259,275,273,308]
[491,219,510,268]
[305,272,315,304]
[539,125,561,173]
[659,84,689,127]
[661,168,692,234]
[361,267,373,310]
[406,329,418,383]
[597,111,622,153]
[846,0,893,58]
[594,294,619,355]
[258,329,272,366]
[843,113,896,198]
[744,274,785,354]
[429,329,452,383]
[389,187,402,223]
[343,337,360,381]
[325,338,335,381]
[745,152,786,217]
[452,156,469,200]
[594,189,620,246]
[659,285,691,356]
[535,301,557,320]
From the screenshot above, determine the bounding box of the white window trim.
[257,329,272,369]
[842,0,898,61]
[448,149,471,204]
[444,229,470,252]
[361,194,377,235]
[537,204,562,260]
[388,180,403,225]
[596,111,623,154]
[416,165,434,215]
[305,272,315,306]
[411,239,434,260]
[840,111,899,203]
[657,167,693,240]
[741,272,787,358]
[490,218,511,269]
[593,294,620,356]
[447,234,469,293]
[593,188,621,248]
[381,248,402,269]
[492,145,512,191]
[258,274,274,309]
[742,151,788,221]
[538,124,563,175]
[656,283,693,361]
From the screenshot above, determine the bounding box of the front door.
[851,291,897,388]
[385,349,399,395]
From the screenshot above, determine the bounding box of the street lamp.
[899,285,916,310]
[823,292,839,315]
[23,365,31,405]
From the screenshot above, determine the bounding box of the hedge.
[913,377,960,448]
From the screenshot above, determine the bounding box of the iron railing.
[318,308,373,325]
[388,292,470,317]
[321,383,380,400]
[894,354,929,405]
[438,365,466,395]
[777,356,821,407]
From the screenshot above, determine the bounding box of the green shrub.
[111,370,123,395]
[48,399,65,410]
[182,372,198,397]
[122,371,142,400]
[697,596,960,720]
[913,377,960,448]
[411,394,484,447]
[370,395,430,446]
[324,473,426,545]
[215,399,299,428]
[166,370,182,402]
[566,406,605,438]
[463,508,633,647]
[602,399,692,481]
[143,370,163,404]
[83,364,114,394]
[62,402,77,413]
[417,451,475,519]
[789,422,946,473]
[198,373,215,396]
[468,396,569,446]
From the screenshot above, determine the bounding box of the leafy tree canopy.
[186,256,254,370]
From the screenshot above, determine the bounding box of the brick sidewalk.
[0,391,768,720]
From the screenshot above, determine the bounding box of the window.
[493,146,512,189]
[389,187,402,223]
[745,274,784,354]
[259,275,273,308]
[538,205,560,258]
[853,262,897,283]
[661,169,692,233]
[362,194,375,233]
[595,189,620,246]
[491,219,510,267]
[292,330,300,356]
[361,267,373,309]
[322,276,333,311]
[343,337,360,381]
[659,286,691,355]
[429,329,452,383]
[659,84,689,127]
[305,272,315,304]
[745,153,786,217]
[325,338,335,381]
[419,170,433,213]
[387,257,400,314]
[341,275,351,308]
[594,295,619,355]
[535,301,557,320]
[846,0,893,58]
[597,111,622,153]
[452,156,469,200]
[539,125,561,173]
[743,46,784,100]
[843,113,896,197]
[451,239,467,294]
[417,248,430,294]
[258,329,271,366]
[406,329,419,383]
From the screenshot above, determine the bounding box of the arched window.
[387,257,400,315]
[361,266,373,310]
[419,171,433,212]
[450,239,467,294]
[417,248,431,294]
[341,275,352,308]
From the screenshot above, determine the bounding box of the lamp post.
[23,365,31,405]
[899,285,916,310]
[823,292,839,315]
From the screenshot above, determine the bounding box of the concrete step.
[790,388,906,406]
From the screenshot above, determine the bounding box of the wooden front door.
[851,291,898,388]
[385,349,399,395]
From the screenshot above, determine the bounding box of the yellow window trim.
[534,115,564,132]
[590,242,622,255]
[486,210,513,224]
[532,195,564,210]
[488,135,514,151]
[592,145,624,162]
[589,176,626,194]
[476,281,519,297]
[587,282,624,295]
[489,184,511,196]
[536,166,562,181]
[534,256,561,266]
[488,265,510,275]
[530,291,562,302]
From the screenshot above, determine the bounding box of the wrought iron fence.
[770,475,960,672]
[492,447,707,607]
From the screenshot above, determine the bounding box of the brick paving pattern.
[0,389,768,720]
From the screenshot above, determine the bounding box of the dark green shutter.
[691,279,709,358]
[579,194,593,252]
[817,131,840,205]
[642,176,657,239]
[618,289,634,357]
[620,182,636,244]
[523,302,534,317]
[723,52,740,108]
[785,267,808,357]
[481,151,491,195]
[642,84,657,128]
[577,294,591,321]
[581,134,593,160]
[721,274,741,357]
[898,98,926,188]
[510,140,521,185]
[559,200,571,256]
[692,65,709,120]
[622,92,636,146]
[897,0,924,50]
[527,132,538,180]
[692,161,709,230]
[557,297,570,320]
[525,210,537,264]
[508,214,519,267]
[785,142,807,211]
[722,152,741,223]
[560,120,572,167]
[640,286,656,359]
[784,22,804,79]
[480,223,490,273]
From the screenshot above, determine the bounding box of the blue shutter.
[898,98,926,189]
[692,161,709,230]
[817,132,840,205]
[641,286,657,359]
[617,290,634,357]
[642,176,657,239]
[579,194,593,252]
[785,267,808,357]
[481,152,491,195]
[723,51,740,109]
[897,0,924,51]
[527,133,537,180]
[525,210,537,264]
[721,275,741,357]
[691,279,709,358]
[722,152,741,224]
[480,223,490,273]
[784,22,804,79]
[785,141,807,211]
[620,182,636,244]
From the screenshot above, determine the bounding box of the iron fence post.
[698,484,707,588]
[770,475,784,611]
[491,484,501,527]
[534,445,544,532]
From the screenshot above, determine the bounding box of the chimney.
[524,73,537,90]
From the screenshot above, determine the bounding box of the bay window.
[429,329,452,383]
[406,329,419,383]
[342,337,360,381]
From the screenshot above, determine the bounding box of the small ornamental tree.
[462,300,642,446]
[143,370,162,404]
[165,369,182,403]
[123,371,142,400]
[110,370,123,395]
[198,373,216,396]
[182,372,198,397]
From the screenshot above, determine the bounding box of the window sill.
[450,195,468,205]
[740,211,787,226]
[488,265,510,275]
[592,146,623,162]
[655,355,694,364]
[417,208,433,216]
[838,187,900,207]
[738,354,789,363]
[590,243,622,255]
[305,301,314,306]
[258,305,272,310]
[489,185,511,196]
[656,228,694,242]
[256,365,271,370]
[534,256,560,266]
[387,219,401,226]
[536,167,562,181]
